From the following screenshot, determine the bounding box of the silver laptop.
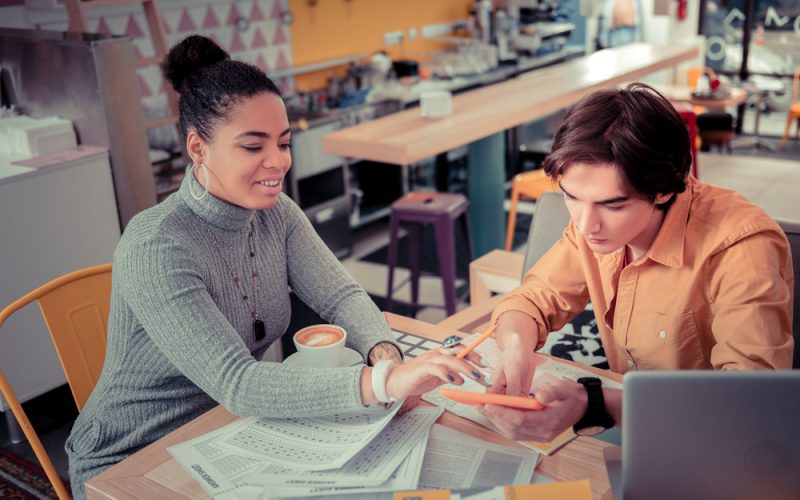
[605,371,800,500]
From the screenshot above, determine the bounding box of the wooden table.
[656,84,748,111]
[325,42,701,256]
[86,313,622,500]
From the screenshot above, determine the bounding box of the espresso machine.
[504,0,575,55]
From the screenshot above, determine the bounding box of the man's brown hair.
[542,83,691,207]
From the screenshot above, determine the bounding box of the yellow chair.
[505,169,559,251]
[0,263,112,500]
[780,66,800,148]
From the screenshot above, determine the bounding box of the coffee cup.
[292,324,347,368]
[420,90,453,119]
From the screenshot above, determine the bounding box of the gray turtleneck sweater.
[65,172,395,498]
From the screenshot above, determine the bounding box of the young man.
[481,83,794,442]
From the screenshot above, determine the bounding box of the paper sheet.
[417,424,537,490]
[169,423,265,495]
[216,425,432,500]
[169,404,401,496]
[263,428,430,498]
[244,407,443,488]
[213,404,401,471]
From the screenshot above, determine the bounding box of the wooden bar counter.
[324,42,701,256]
[323,42,700,164]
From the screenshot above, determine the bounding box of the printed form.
[213,422,537,500]
[417,424,538,490]
[212,404,402,470]
[169,406,441,498]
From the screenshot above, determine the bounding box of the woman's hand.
[480,379,588,442]
[384,345,489,404]
[367,341,403,366]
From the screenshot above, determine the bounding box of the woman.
[66,35,482,498]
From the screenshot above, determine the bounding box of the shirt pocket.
[629,311,706,370]
[65,419,104,457]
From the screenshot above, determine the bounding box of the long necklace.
[203,219,266,342]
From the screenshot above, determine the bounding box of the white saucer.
[282,347,364,368]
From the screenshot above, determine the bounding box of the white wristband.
[371,360,397,404]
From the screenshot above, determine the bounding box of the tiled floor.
[1,143,799,490]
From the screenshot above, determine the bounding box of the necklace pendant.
[253,319,266,342]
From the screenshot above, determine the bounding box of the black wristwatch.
[573,377,615,436]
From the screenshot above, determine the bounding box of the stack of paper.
[169,405,441,498]
[224,424,539,500]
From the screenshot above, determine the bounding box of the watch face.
[578,377,602,388]
[575,425,607,436]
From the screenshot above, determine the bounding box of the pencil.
[456,326,495,359]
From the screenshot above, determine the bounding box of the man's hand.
[491,311,540,396]
[480,379,588,442]
[489,339,537,397]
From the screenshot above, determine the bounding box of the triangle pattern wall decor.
[27,0,293,140]
[162,8,179,35]
[229,31,247,53]
[274,48,290,71]
[176,7,196,33]
[272,23,288,45]
[188,5,206,31]
[251,1,266,22]
[225,3,240,27]
[256,52,269,72]
[95,17,113,35]
[269,0,283,21]
[202,6,221,30]
[125,13,145,39]
[251,27,267,50]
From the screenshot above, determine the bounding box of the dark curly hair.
[542,83,691,209]
[162,35,281,142]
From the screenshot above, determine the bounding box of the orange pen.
[455,327,495,359]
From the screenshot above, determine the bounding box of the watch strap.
[371,360,397,404]
[574,377,614,432]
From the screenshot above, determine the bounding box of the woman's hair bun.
[162,35,229,93]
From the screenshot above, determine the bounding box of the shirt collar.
[179,166,255,232]
[645,176,694,268]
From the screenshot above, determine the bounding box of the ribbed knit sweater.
[65,171,395,498]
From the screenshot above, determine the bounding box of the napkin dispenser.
[0,115,77,158]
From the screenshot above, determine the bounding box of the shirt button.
[659,330,667,340]
[627,359,634,368]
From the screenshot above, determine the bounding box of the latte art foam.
[295,327,344,347]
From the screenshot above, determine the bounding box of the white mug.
[420,90,453,119]
[293,325,347,368]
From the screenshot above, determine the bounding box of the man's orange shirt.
[492,177,794,372]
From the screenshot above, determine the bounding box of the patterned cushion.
[539,303,609,369]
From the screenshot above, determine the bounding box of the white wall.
[0,6,32,28]
[641,0,705,85]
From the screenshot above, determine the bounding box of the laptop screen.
[620,371,800,500]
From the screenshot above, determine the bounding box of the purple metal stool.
[386,191,473,317]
